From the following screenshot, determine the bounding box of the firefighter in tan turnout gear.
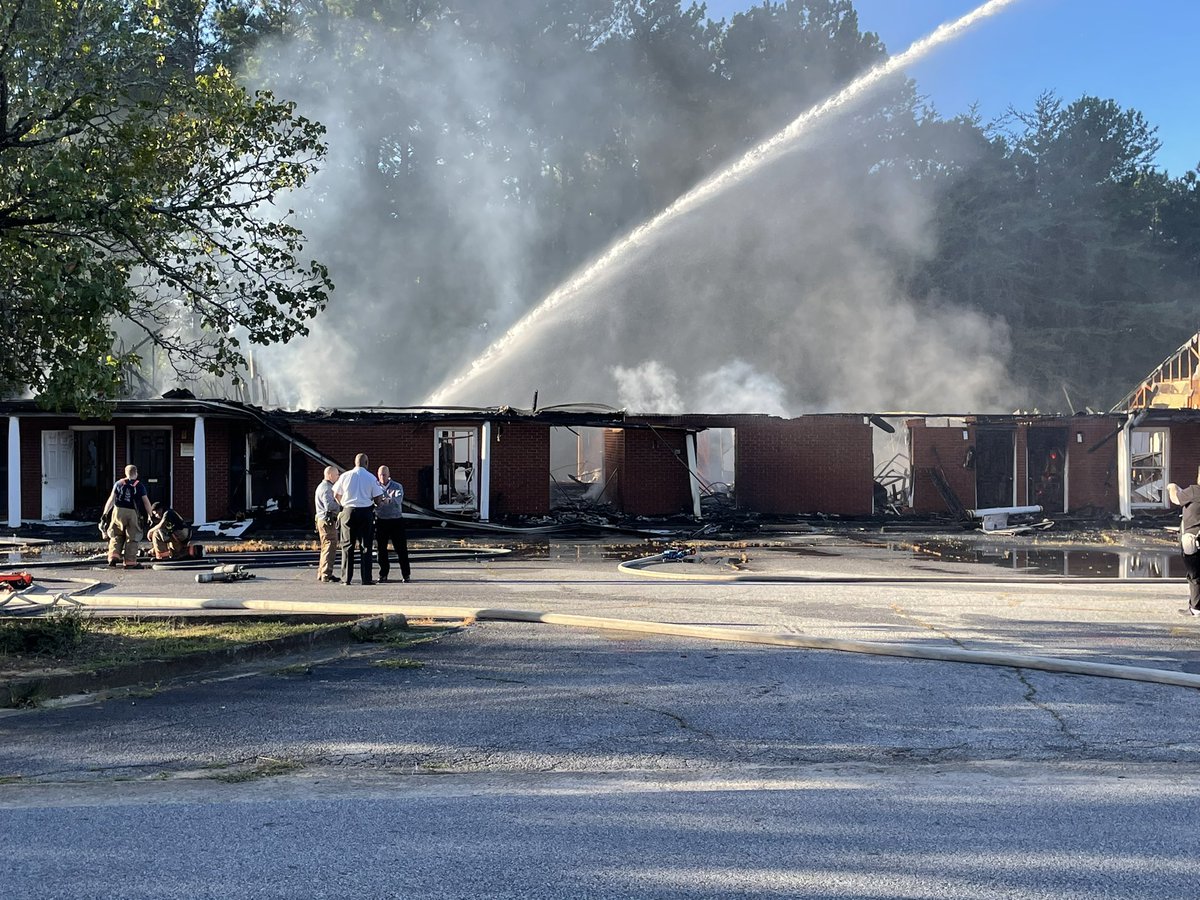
[101,464,154,568]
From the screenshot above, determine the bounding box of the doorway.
[73,429,114,519]
[41,430,74,519]
[129,427,172,508]
[550,426,608,511]
[974,428,1014,509]
[434,428,479,513]
[1027,428,1067,513]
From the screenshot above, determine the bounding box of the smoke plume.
[245,14,1014,415]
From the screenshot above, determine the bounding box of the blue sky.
[705,0,1198,176]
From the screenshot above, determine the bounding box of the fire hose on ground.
[62,594,1200,693]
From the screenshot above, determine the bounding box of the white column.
[192,416,207,526]
[479,422,492,522]
[1117,415,1132,521]
[7,416,20,528]
[686,432,702,520]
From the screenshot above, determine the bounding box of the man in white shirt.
[333,453,383,585]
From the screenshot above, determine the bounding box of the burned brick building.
[6,331,1200,527]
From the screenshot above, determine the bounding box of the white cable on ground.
[68,595,1200,692]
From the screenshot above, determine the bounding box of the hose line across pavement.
[69,595,1200,692]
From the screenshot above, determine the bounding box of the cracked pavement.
[4,537,1200,897]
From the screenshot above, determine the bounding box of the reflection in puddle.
[511,541,662,562]
[901,541,1184,578]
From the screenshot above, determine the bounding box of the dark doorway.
[129,428,172,508]
[247,431,290,511]
[975,429,1014,508]
[1027,428,1067,513]
[73,429,114,518]
[228,424,248,515]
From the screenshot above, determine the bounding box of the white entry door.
[42,430,75,519]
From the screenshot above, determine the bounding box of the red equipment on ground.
[0,572,34,591]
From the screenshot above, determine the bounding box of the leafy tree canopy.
[0,0,331,413]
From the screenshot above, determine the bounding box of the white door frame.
[433,427,480,514]
[40,430,75,519]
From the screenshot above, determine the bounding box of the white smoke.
[614,359,790,416]
[240,7,1017,415]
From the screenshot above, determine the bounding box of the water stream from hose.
[426,0,1025,406]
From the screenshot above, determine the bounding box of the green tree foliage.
[0,0,331,412]
[911,92,1198,409]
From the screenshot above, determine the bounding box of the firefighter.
[147,502,191,560]
[101,465,153,568]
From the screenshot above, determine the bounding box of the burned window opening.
[435,428,479,514]
[1130,427,1169,508]
[550,426,611,512]
[695,427,735,514]
[873,417,910,514]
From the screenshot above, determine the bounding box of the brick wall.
[620,428,694,516]
[1169,422,1200,489]
[602,428,625,508]
[204,419,234,520]
[489,422,550,516]
[1013,427,1029,506]
[292,422,432,514]
[909,419,977,514]
[1065,417,1120,514]
[736,416,874,515]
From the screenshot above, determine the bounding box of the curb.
[0,614,409,708]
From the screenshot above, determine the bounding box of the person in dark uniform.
[1167,470,1200,617]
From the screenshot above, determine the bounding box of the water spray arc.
[426,0,1024,407]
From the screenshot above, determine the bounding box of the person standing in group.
[314,465,341,583]
[1168,469,1200,617]
[375,465,411,584]
[333,453,383,585]
[100,464,154,568]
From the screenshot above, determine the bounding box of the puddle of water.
[899,540,1184,579]
[510,541,663,562]
[3,549,100,566]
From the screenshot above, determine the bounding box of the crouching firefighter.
[101,465,154,568]
[314,465,342,583]
[148,502,191,560]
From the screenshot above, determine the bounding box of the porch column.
[1116,414,1132,520]
[686,432,703,519]
[479,421,492,522]
[7,416,20,528]
[193,415,207,525]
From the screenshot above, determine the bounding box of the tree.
[909,93,1197,409]
[0,0,331,412]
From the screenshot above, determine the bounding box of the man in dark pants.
[375,465,411,584]
[333,453,383,586]
[1168,470,1200,617]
